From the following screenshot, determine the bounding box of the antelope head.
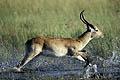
[80,10,104,38]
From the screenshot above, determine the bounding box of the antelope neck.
[78,31,92,46]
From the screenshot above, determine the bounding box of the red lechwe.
[15,10,104,71]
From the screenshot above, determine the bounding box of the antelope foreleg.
[72,51,91,68]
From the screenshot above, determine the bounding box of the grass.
[0,0,120,60]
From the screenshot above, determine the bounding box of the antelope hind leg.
[16,52,37,71]
[15,45,42,71]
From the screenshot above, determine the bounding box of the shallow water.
[0,51,120,79]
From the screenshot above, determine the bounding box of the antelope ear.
[93,26,99,32]
[89,23,96,30]
[87,29,91,32]
[89,26,96,32]
[86,26,91,32]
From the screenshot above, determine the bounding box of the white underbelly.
[42,48,67,57]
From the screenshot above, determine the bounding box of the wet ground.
[0,51,120,80]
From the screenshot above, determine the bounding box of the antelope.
[15,10,104,71]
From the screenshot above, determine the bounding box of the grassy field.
[0,0,120,60]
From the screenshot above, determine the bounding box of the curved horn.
[81,10,90,25]
[80,10,96,30]
[80,10,87,24]
[80,10,90,30]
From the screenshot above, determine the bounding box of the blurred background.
[0,0,120,61]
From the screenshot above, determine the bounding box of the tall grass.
[0,0,120,60]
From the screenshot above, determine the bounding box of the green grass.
[0,0,120,60]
